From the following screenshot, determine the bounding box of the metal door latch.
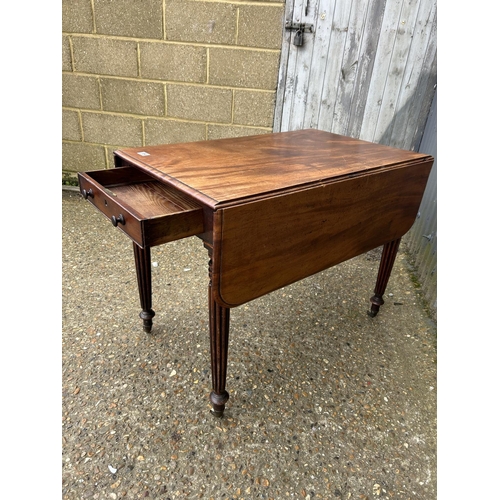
[285,21,314,47]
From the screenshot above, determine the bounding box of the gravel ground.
[62,189,437,500]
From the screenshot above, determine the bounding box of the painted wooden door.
[274,0,437,151]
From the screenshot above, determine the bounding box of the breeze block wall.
[62,0,285,181]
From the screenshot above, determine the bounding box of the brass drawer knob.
[111,214,125,227]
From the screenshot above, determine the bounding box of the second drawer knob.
[111,214,125,226]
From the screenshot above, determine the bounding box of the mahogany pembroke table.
[78,129,433,417]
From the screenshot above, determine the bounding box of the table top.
[115,129,432,208]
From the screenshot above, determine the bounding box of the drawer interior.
[83,167,201,219]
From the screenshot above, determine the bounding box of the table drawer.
[78,167,204,247]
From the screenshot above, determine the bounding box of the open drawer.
[78,167,204,248]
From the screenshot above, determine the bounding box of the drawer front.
[78,168,205,247]
[78,171,145,244]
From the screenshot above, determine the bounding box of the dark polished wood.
[77,167,204,248]
[211,163,429,307]
[207,249,231,417]
[368,238,401,317]
[133,243,155,333]
[116,130,431,206]
[78,129,434,418]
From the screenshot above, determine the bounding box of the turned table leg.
[368,238,401,318]
[132,243,155,333]
[207,254,230,417]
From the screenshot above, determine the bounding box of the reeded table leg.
[207,253,230,418]
[133,243,155,333]
[368,238,401,317]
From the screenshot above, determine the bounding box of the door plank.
[345,0,387,139]
[316,0,353,132]
[279,0,305,131]
[328,0,371,136]
[302,0,337,129]
[359,0,407,143]
[273,0,295,131]
[389,0,437,149]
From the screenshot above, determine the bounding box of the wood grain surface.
[211,159,433,307]
[115,130,432,206]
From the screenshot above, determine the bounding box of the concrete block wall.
[62,0,285,179]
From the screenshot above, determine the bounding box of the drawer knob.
[111,214,125,227]
[82,188,94,199]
